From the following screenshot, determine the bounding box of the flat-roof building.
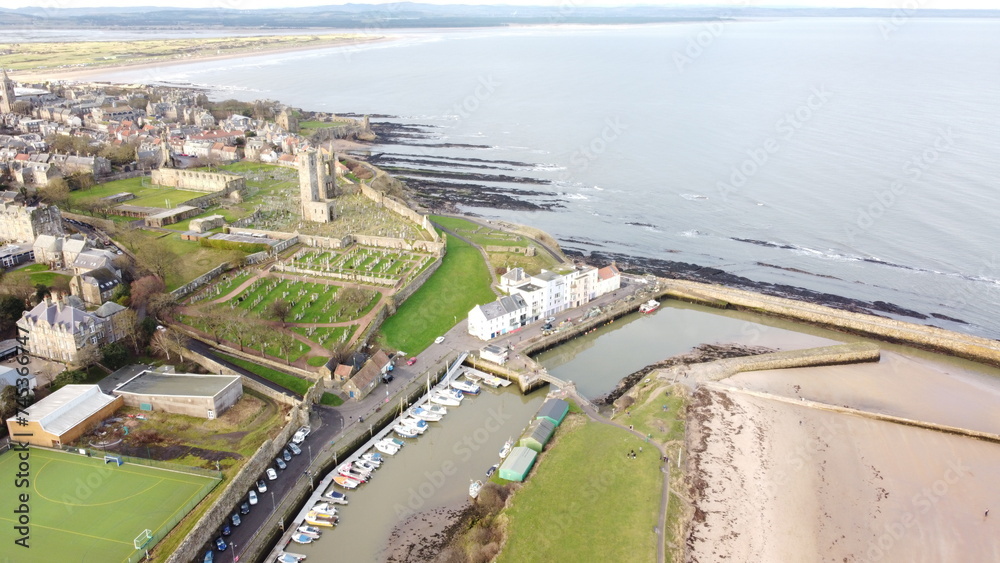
[5,384,122,448]
[113,370,242,419]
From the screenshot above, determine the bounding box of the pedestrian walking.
[639,446,642,454]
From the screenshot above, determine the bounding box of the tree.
[65,171,95,191]
[1,272,34,302]
[135,238,179,282]
[130,275,166,309]
[74,343,101,370]
[267,299,292,327]
[146,293,177,321]
[151,328,188,362]
[99,142,138,167]
[115,309,143,354]
[338,286,370,317]
[0,294,26,335]
[224,314,252,351]
[39,178,70,210]
[11,100,32,116]
[100,342,129,370]
[272,332,297,365]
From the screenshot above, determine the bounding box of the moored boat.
[399,416,429,433]
[291,533,314,544]
[499,438,513,459]
[304,516,335,527]
[409,406,443,421]
[431,390,462,406]
[277,552,307,562]
[393,424,419,438]
[425,404,448,417]
[323,489,348,504]
[333,475,359,489]
[469,480,483,499]
[450,379,481,395]
[374,439,399,455]
[639,299,660,314]
[311,502,338,516]
[296,525,322,539]
[361,452,383,467]
[486,464,498,478]
[306,510,338,523]
[337,466,369,483]
[355,459,378,474]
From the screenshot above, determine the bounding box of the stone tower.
[298,149,336,223]
[277,107,299,134]
[0,69,16,114]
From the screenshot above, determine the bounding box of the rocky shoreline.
[382,504,473,563]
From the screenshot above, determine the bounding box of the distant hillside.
[1,4,997,29]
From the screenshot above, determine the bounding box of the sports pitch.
[0,447,219,562]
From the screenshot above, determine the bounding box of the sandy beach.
[10,35,394,82]
[686,353,1000,562]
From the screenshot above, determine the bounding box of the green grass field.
[497,420,662,563]
[214,352,312,395]
[69,177,203,210]
[0,447,218,563]
[379,233,495,354]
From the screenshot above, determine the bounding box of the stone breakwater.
[660,279,1000,368]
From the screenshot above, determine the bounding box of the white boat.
[499,438,513,459]
[277,552,307,562]
[425,404,448,417]
[464,371,482,382]
[450,379,481,395]
[639,299,660,314]
[291,533,314,544]
[311,502,338,516]
[361,452,383,467]
[469,480,483,499]
[409,406,443,421]
[393,424,420,438]
[323,490,348,504]
[355,459,378,474]
[296,526,321,539]
[399,416,429,433]
[375,439,400,455]
[339,462,373,477]
[431,390,462,406]
[337,466,369,483]
[332,475,359,489]
[478,373,511,388]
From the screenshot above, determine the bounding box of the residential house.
[16,297,126,364]
[467,294,528,341]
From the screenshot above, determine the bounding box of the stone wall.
[392,255,443,306]
[353,233,445,255]
[172,262,230,299]
[358,182,440,242]
[180,344,301,407]
[484,244,535,256]
[694,342,882,382]
[152,168,245,194]
[275,262,396,286]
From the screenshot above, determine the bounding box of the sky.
[3,0,1000,11]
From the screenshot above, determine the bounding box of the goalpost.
[133,529,152,550]
[104,455,123,466]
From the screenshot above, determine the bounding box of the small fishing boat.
[399,416,429,433]
[333,475,359,489]
[464,371,483,382]
[304,516,335,527]
[361,452,383,467]
[296,526,321,540]
[499,438,513,459]
[389,437,406,448]
[425,404,448,417]
[450,379,481,395]
[431,390,462,406]
[355,459,378,474]
[323,490,348,505]
[409,406,443,421]
[277,553,307,562]
[639,299,660,314]
[478,373,510,388]
[486,464,498,478]
[393,424,419,438]
[374,439,399,455]
[469,480,483,499]
[339,462,373,477]
[291,533,314,544]
[337,466,369,483]
[311,502,338,516]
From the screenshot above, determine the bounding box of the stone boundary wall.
[152,168,245,194]
[358,182,440,242]
[660,280,1000,368]
[275,262,396,286]
[180,343,301,406]
[354,304,391,351]
[484,244,534,255]
[172,262,230,299]
[693,342,882,382]
[229,210,263,228]
[221,228,443,255]
[353,233,445,255]
[61,211,114,232]
[392,255,443,306]
[296,233,351,249]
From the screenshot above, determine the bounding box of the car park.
[407,357,418,366]
[287,443,301,456]
[276,457,287,470]
[282,449,291,462]
[221,523,231,536]
[216,537,228,551]
[257,479,267,492]
[267,468,278,480]
[434,336,445,344]
[231,513,241,527]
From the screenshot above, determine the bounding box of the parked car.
[292,425,311,444]
[382,373,394,384]
[240,502,250,515]
[215,537,228,551]
[542,323,553,331]
[276,457,287,470]
[544,317,556,324]
[257,479,267,492]
[407,357,418,366]
[231,513,241,527]
[248,490,258,505]
[221,523,231,536]
[266,468,277,481]
[434,336,445,344]
[287,443,301,456]
[282,449,292,462]
[204,549,214,563]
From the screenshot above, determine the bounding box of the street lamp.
[231,542,236,563]
[270,491,275,514]
[307,444,312,462]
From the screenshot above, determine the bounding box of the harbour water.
[74,18,1000,338]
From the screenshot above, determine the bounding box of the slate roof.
[477,294,527,321]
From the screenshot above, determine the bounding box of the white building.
[596,264,621,296]
[467,295,528,341]
[499,263,622,327]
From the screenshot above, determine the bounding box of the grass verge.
[320,392,344,406]
[214,351,312,396]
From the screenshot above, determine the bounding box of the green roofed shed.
[499,446,537,482]
[519,417,556,453]
[536,398,569,427]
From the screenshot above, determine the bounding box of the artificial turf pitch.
[0,447,218,562]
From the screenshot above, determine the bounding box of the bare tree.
[152,328,189,361]
[130,275,166,309]
[115,309,143,354]
[135,237,179,282]
[267,299,292,327]
[74,342,101,370]
[272,332,297,365]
